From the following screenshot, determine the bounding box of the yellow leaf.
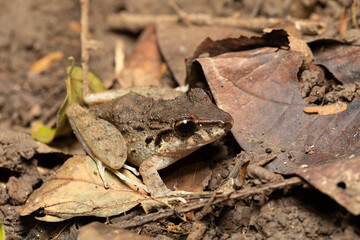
[31,65,106,143]
[29,51,64,74]
[0,219,5,240]
[31,121,56,144]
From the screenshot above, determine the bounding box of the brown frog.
[66,88,233,197]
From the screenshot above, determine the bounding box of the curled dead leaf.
[303,101,347,115]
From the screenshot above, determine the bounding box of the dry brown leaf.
[29,51,64,74]
[163,154,212,192]
[21,155,146,222]
[157,23,256,86]
[79,222,154,240]
[310,40,360,84]
[188,30,360,171]
[303,101,347,115]
[295,156,360,215]
[119,25,163,88]
[187,30,360,213]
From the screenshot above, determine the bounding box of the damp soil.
[1,0,360,239]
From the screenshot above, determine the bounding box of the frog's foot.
[122,164,140,176]
[94,158,147,192]
[111,169,149,192]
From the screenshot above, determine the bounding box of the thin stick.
[352,0,359,28]
[114,177,303,229]
[107,12,326,35]
[80,0,90,98]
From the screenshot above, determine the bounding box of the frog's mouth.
[157,126,229,156]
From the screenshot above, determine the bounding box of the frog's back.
[90,92,154,124]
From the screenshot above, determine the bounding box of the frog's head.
[154,88,233,158]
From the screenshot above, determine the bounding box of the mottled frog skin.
[66,88,233,196]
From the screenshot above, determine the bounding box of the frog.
[65,88,233,197]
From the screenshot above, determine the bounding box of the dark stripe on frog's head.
[145,135,153,144]
[155,129,173,146]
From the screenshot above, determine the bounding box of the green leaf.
[31,66,106,143]
[0,219,5,240]
[66,66,106,105]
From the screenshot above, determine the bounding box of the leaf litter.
[4,0,360,238]
[21,155,146,222]
[187,29,360,214]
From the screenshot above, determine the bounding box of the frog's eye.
[174,119,196,137]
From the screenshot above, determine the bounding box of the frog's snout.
[223,114,234,132]
[221,113,234,132]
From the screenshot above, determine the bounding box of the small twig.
[80,0,90,98]
[114,177,303,229]
[339,8,348,37]
[168,0,191,26]
[114,40,125,76]
[66,57,76,103]
[107,12,326,35]
[250,0,263,18]
[352,0,359,28]
[51,222,71,239]
[256,154,278,166]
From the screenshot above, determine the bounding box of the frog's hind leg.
[94,156,147,192]
[110,169,149,192]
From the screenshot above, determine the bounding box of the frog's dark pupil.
[176,120,196,137]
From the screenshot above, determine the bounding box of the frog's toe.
[122,164,140,176]
[112,170,149,193]
[95,158,109,189]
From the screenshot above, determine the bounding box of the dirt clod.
[0,127,38,172]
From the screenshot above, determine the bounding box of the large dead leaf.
[187,31,360,213]
[188,31,360,171]
[119,25,163,88]
[157,24,256,86]
[310,40,360,84]
[21,155,146,222]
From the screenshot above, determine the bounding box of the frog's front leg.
[139,156,188,197]
[66,103,147,191]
